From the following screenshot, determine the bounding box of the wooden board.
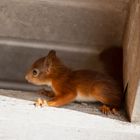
[123,0,140,122]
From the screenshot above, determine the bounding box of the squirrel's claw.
[34,98,48,107]
[99,105,119,115]
[99,105,111,115]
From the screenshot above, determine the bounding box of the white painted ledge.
[0,89,140,140]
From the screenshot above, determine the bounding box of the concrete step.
[0,0,128,47]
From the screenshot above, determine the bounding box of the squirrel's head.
[25,50,64,86]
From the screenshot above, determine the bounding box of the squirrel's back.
[69,70,122,106]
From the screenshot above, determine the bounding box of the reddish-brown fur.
[25,50,122,113]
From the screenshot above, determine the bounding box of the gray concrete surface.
[0,0,128,90]
[0,0,128,126]
[1,1,139,138]
[0,0,128,46]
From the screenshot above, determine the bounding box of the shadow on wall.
[99,47,123,90]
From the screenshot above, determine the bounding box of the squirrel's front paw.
[34,98,48,107]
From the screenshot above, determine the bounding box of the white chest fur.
[46,81,57,94]
[75,92,97,102]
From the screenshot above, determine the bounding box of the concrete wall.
[0,0,129,90]
[0,0,128,46]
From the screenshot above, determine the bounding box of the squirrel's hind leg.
[99,105,119,115]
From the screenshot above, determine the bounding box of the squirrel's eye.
[32,69,40,77]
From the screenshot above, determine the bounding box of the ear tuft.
[44,50,56,67]
[47,50,56,58]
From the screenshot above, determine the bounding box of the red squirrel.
[25,50,122,114]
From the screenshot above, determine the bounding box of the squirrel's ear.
[47,50,56,59]
[44,50,56,68]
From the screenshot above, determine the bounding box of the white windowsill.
[0,89,140,140]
